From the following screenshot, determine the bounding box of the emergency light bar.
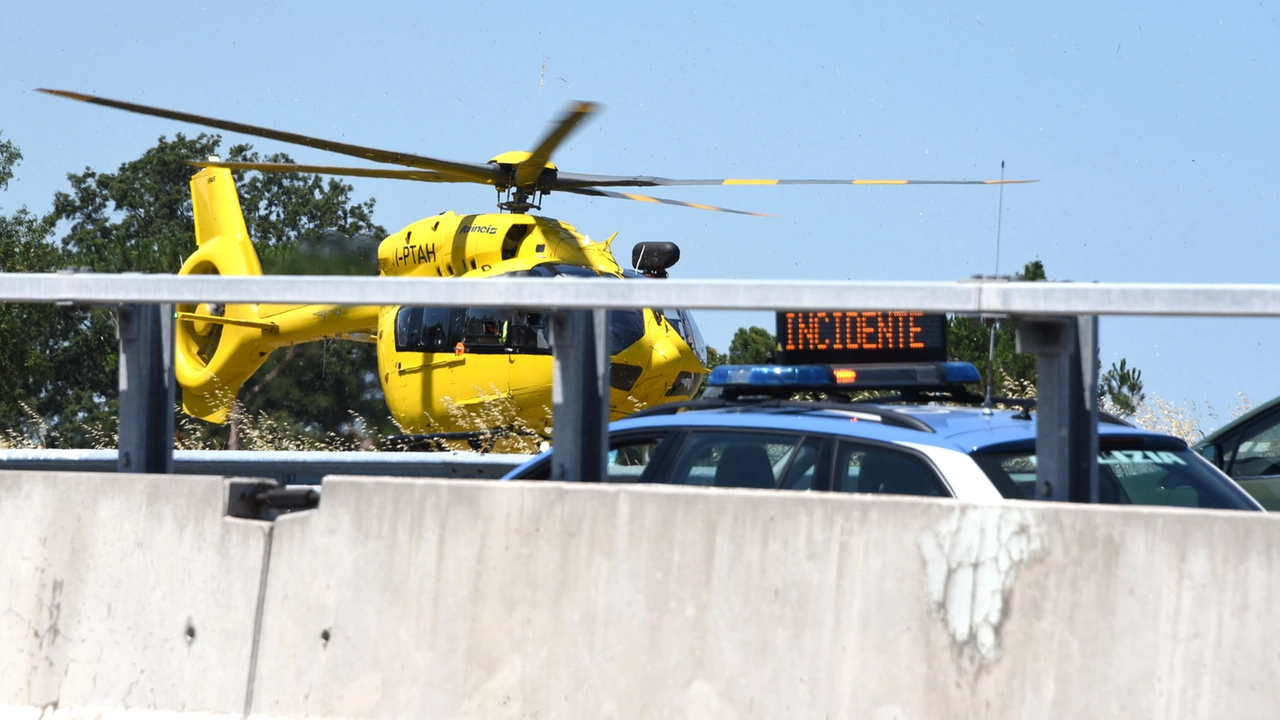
[707,361,981,393]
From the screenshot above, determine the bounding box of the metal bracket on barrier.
[226,480,320,520]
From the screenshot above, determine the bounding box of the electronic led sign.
[776,310,948,364]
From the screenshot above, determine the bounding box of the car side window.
[605,435,667,483]
[1231,413,1280,478]
[836,442,946,497]
[779,437,823,490]
[666,431,804,490]
[512,433,669,482]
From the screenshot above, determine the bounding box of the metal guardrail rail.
[0,449,533,485]
[5,272,1280,315]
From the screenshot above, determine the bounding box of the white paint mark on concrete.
[920,506,1045,662]
[679,680,742,720]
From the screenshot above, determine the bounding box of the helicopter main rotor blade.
[516,101,600,190]
[552,173,1038,189]
[186,160,477,183]
[37,88,505,186]
[559,187,770,217]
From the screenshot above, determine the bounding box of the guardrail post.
[1016,316,1098,502]
[1078,315,1101,502]
[116,303,174,473]
[549,309,609,481]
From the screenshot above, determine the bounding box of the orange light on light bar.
[833,368,858,385]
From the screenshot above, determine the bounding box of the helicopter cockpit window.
[660,309,708,365]
[609,309,648,354]
[395,306,454,353]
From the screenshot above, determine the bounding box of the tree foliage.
[0,133,86,445]
[946,260,1045,400]
[1,132,396,447]
[727,326,777,365]
[1101,358,1145,416]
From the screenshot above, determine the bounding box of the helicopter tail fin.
[174,165,275,423]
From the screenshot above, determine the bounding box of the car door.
[1225,411,1280,510]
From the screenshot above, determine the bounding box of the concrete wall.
[0,471,270,718]
[5,471,1280,718]
[253,477,1280,719]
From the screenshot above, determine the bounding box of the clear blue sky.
[3,1,1278,429]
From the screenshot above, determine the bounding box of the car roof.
[614,402,1182,455]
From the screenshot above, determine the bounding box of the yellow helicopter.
[39,89,1034,447]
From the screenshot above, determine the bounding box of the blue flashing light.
[708,364,831,387]
[942,362,982,384]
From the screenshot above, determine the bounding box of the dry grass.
[418,392,550,454]
[0,403,49,449]
[5,383,1263,453]
[1123,391,1258,445]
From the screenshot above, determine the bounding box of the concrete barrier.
[0,471,270,719]
[5,472,1280,718]
[250,477,1280,719]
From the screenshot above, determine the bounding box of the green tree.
[1100,358,1145,416]
[0,133,99,446]
[695,345,726,397]
[947,259,1045,399]
[728,326,777,364]
[695,327,776,398]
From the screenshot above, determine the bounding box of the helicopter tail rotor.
[174,165,277,423]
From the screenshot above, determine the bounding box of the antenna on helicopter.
[982,161,1007,415]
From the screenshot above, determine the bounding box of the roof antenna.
[982,160,1006,415]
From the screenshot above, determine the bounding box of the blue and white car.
[505,362,1262,511]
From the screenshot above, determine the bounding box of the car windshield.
[972,441,1259,510]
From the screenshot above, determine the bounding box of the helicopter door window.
[461,307,512,350]
[394,306,455,353]
[509,312,552,355]
[394,307,423,352]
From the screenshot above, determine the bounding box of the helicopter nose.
[652,335,679,363]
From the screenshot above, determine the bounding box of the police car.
[505,360,1262,512]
